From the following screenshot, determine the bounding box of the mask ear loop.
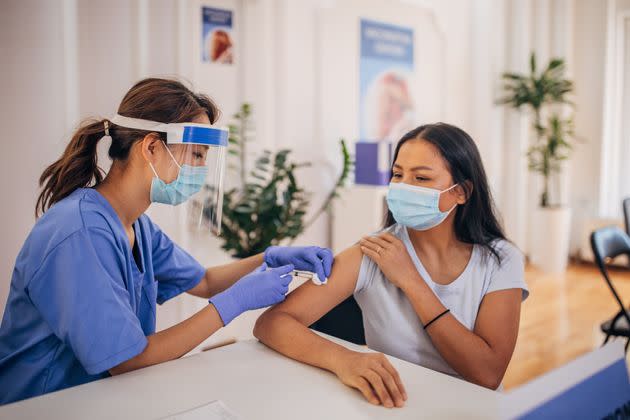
[148,140,181,182]
[148,161,160,179]
[441,183,459,194]
[162,142,182,170]
[439,183,460,213]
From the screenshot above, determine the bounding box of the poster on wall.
[201,7,234,64]
[359,19,415,142]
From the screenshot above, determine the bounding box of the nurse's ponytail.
[35,77,220,217]
[36,119,108,217]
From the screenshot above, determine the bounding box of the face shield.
[110,114,228,235]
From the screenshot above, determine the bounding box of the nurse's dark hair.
[383,123,508,264]
[36,77,220,217]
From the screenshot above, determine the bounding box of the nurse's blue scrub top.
[0,188,205,404]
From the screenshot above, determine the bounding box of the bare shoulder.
[331,244,363,278]
[260,244,364,326]
[295,243,364,297]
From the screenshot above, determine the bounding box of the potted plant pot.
[530,206,572,273]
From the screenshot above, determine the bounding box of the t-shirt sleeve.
[146,218,206,304]
[355,254,379,294]
[26,228,148,375]
[485,241,529,301]
[354,225,402,294]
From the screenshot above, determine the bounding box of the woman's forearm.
[203,253,265,297]
[401,280,506,389]
[253,310,353,374]
[109,304,224,375]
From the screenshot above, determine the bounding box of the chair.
[309,296,366,345]
[590,226,630,352]
[623,198,630,237]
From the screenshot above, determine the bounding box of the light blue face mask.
[149,145,208,206]
[386,182,458,231]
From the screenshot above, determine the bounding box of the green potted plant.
[498,52,576,273]
[211,103,352,258]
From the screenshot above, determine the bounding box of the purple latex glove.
[264,246,333,283]
[209,263,294,325]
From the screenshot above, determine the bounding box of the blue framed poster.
[359,19,415,142]
[202,7,234,64]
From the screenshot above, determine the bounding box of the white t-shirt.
[353,223,529,379]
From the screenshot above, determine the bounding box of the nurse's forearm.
[253,310,354,375]
[401,281,507,389]
[201,253,265,298]
[109,304,224,376]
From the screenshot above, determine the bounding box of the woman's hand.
[332,351,407,408]
[359,232,420,290]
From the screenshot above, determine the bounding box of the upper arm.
[147,218,206,303]
[260,245,364,326]
[473,288,522,366]
[28,229,147,375]
[473,242,527,363]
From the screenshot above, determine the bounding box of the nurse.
[0,78,333,404]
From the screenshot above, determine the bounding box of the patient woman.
[254,123,528,408]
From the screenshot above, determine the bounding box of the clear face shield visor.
[110,114,228,235]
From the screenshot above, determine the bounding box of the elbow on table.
[253,310,273,340]
[108,341,150,376]
[470,369,504,391]
[479,376,502,391]
[254,308,296,342]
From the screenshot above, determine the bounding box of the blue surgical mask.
[149,146,208,206]
[386,182,458,231]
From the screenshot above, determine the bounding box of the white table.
[0,335,500,419]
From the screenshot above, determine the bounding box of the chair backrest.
[590,226,630,327]
[309,296,366,345]
[623,198,630,236]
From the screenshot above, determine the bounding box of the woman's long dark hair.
[36,78,220,217]
[384,123,508,264]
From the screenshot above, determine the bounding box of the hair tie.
[103,120,110,137]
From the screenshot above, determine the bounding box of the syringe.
[292,270,327,286]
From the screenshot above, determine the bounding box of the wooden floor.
[503,261,630,389]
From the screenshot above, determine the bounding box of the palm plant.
[497,52,575,207]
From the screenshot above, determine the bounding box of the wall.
[0,0,243,318]
[599,0,630,219]
[250,0,476,250]
[0,0,70,315]
[474,0,610,259]
[570,0,607,253]
[0,0,612,318]
[0,0,483,330]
